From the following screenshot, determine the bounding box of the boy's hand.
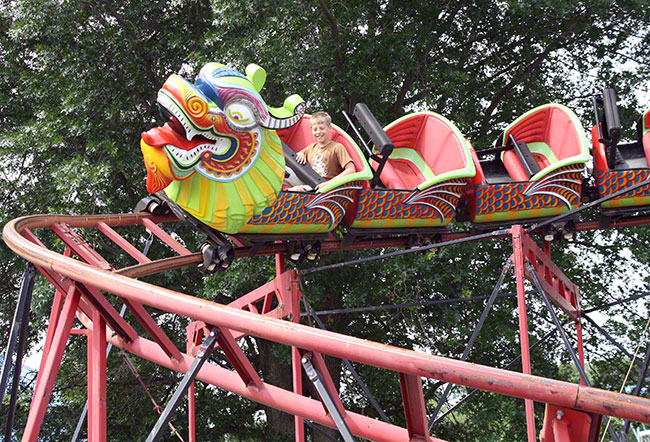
[315,181,329,191]
[296,151,307,164]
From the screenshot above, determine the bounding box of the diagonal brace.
[429,260,512,428]
[301,353,355,442]
[145,330,218,442]
[1,263,35,441]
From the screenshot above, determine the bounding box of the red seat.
[379,112,470,190]
[502,105,585,181]
[502,150,551,181]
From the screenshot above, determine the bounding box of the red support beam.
[52,223,113,271]
[215,327,262,389]
[302,351,347,418]
[96,222,152,264]
[87,308,107,442]
[293,345,305,442]
[74,283,138,342]
[399,373,430,441]
[186,324,202,442]
[521,231,580,319]
[51,222,179,357]
[288,261,305,442]
[34,286,67,397]
[140,218,192,256]
[576,319,586,386]
[511,225,537,442]
[104,331,437,442]
[122,299,182,361]
[8,213,650,424]
[7,213,650,442]
[22,287,81,442]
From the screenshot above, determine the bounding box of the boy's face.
[311,121,331,145]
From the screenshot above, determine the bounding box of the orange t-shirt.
[301,141,354,181]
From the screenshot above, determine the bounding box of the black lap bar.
[353,103,394,157]
[282,142,325,188]
[509,134,541,178]
[603,88,621,144]
[603,88,622,170]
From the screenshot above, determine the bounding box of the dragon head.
[140,63,305,233]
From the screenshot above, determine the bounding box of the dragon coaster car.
[462,103,592,237]
[137,62,599,270]
[342,107,476,245]
[591,88,650,226]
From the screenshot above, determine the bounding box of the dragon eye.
[224,97,260,132]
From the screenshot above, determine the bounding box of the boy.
[287,111,355,191]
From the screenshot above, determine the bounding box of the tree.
[1,0,650,440]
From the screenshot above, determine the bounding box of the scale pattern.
[474,164,584,221]
[244,183,361,232]
[353,179,467,227]
[596,169,650,208]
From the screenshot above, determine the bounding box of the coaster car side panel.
[468,103,591,224]
[348,112,475,229]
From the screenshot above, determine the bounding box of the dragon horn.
[263,94,307,130]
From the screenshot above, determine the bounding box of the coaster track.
[3,211,650,442]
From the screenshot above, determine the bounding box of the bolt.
[556,409,564,420]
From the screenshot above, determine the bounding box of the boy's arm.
[315,161,355,190]
[295,143,313,164]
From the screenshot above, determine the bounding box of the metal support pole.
[22,286,81,442]
[287,263,305,442]
[145,330,218,442]
[432,328,557,427]
[581,313,642,369]
[186,326,202,442]
[301,354,355,442]
[3,264,35,441]
[576,317,586,383]
[621,342,650,435]
[526,262,622,442]
[0,264,36,404]
[512,226,537,442]
[71,303,127,442]
[429,260,512,429]
[527,263,590,384]
[87,308,107,442]
[303,419,339,442]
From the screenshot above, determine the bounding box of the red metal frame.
[511,225,537,442]
[512,226,593,442]
[88,308,107,442]
[399,373,430,441]
[3,213,650,442]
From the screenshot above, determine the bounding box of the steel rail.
[122,212,650,278]
[8,211,650,281]
[4,214,650,426]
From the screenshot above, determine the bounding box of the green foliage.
[1,0,650,441]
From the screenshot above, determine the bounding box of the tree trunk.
[257,338,295,440]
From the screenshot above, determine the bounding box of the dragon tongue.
[141,123,205,151]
